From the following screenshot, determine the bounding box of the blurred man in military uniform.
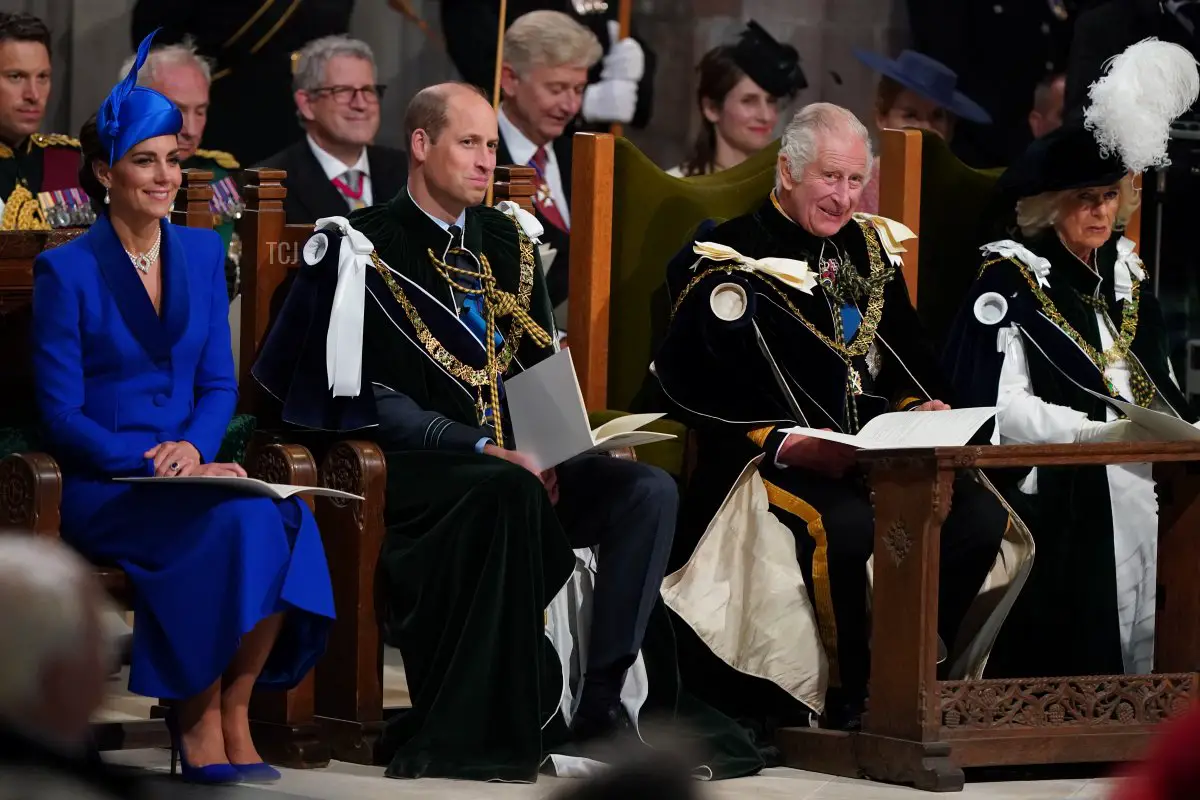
[131,0,355,167]
[905,0,1078,167]
[0,12,89,231]
[442,0,655,131]
[123,39,244,300]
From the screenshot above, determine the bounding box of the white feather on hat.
[1084,37,1200,174]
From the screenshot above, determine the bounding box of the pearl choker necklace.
[126,228,162,274]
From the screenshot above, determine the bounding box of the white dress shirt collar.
[498,106,542,166]
[496,106,570,227]
[406,185,466,234]
[306,134,370,181]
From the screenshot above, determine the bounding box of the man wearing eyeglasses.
[255,35,407,224]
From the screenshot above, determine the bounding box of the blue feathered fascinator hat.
[97,29,183,165]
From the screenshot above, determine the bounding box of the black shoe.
[570,700,634,746]
[823,690,866,731]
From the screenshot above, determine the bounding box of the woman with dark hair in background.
[668,22,805,178]
[29,32,334,785]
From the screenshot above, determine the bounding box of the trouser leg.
[759,468,875,698]
[939,474,1009,652]
[555,455,678,698]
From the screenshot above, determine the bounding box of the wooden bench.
[776,442,1200,791]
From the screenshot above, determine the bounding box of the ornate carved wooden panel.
[941,674,1196,730]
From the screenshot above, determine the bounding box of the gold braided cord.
[366,215,546,447]
[981,256,1155,407]
[1,184,50,231]
[671,218,890,360]
[426,248,551,349]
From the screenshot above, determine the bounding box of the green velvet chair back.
[904,130,1004,345]
[605,139,780,411]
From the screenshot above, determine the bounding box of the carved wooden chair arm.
[247,442,319,489]
[0,452,62,536]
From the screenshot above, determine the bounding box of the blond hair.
[503,10,603,75]
[1015,174,1140,237]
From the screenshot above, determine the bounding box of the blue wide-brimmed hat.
[853,48,992,125]
[97,29,183,165]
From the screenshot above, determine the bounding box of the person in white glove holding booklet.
[253,83,762,781]
[944,38,1200,681]
[652,103,1013,732]
[29,34,334,785]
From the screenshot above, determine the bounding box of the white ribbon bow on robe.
[1112,236,1146,303]
[314,215,374,398]
[495,200,544,243]
[691,241,817,294]
[982,239,1052,288]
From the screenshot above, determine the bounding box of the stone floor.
[97,647,1122,800]
[102,751,1119,800]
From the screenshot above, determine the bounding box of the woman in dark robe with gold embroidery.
[944,41,1199,677]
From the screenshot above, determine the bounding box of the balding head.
[405,82,498,222]
[0,537,112,748]
[404,81,488,146]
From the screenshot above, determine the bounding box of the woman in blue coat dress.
[29,33,334,785]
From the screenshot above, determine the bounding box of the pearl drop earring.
[104,188,110,205]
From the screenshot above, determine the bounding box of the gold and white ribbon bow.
[983,239,1052,288]
[854,212,917,268]
[1113,236,1146,302]
[495,200,544,243]
[692,241,816,294]
[314,215,374,398]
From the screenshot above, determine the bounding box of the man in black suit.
[255,35,406,225]
[443,0,655,132]
[0,537,142,800]
[496,11,603,329]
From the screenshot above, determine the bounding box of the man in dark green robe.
[253,82,762,782]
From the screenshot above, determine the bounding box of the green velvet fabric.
[1,415,259,466]
[215,414,258,465]
[0,426,37,460]
[375,450,577,781]
[586,409,688,478]
[607,139,780,411]
[912,131,1005,345]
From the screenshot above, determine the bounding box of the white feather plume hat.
[1084,37,1200,173]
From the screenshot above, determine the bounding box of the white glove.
[1075,419,1151,443]
[600,20,645,82]
[582,78,637,123]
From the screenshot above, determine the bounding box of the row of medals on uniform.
[37,175,244,229]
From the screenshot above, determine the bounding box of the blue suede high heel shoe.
[232,762,282,783]
[165,711,241,785]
